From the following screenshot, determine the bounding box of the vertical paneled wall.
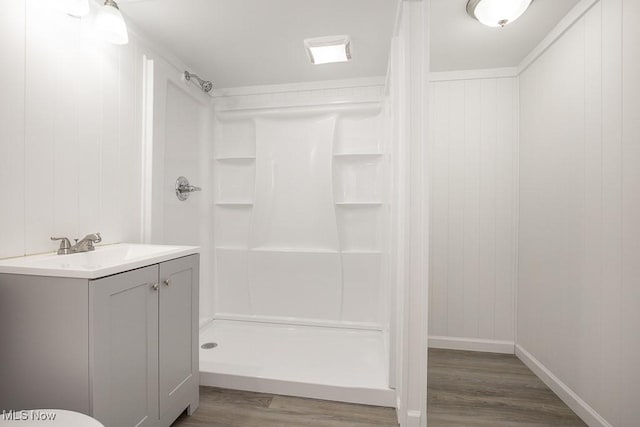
[0,1,26,259]
[518,1,640,425]
[429,77,518,345]
[0,1,143,259]
[621,0,640,424]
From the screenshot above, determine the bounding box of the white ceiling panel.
[119,0,399,88]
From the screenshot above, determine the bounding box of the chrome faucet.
[50,237,73,255]
[51,233,102,255]
[71,233,102,253]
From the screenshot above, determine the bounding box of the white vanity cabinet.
[0,248,199,427]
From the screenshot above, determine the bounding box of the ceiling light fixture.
[95,0,129,45]
[466,0,533,27]
[58,0,90,17]
[304,35,351,65]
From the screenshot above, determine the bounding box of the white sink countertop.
[0,244,199,279]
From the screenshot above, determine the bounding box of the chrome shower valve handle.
[175,176,202,201]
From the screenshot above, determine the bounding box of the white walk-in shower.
[143,2,427,415]
[199,100,395,405]
[145,65,399,405]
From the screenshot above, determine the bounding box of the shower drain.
[201,342,218,349]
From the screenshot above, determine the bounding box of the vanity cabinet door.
[159,255,199,423]
[90,265,160,427]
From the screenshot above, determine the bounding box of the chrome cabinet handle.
[152,283,159,291]
[164,279,171,287]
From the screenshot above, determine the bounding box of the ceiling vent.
[304,35,352,65]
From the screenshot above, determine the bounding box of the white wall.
[428,76,518,351]
[620,1,640,425]
[518,0,640,425]
[0,1,143,258]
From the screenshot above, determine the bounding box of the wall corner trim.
[429,68,518,82]
[515,345,612,427]
[516,0,600,75]
[428,336,515,354]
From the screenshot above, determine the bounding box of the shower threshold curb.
[199,371,396,408]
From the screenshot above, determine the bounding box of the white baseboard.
[403,410,422,427]
[396,395,422,427]
[515,345,612,427]
[428,336,515,354]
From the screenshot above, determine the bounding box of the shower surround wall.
[211,83,390,328]
[197,82,395,406]
[145,53,214,320]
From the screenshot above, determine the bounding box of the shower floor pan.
[199,320,395,407]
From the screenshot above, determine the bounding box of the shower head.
[201,80,213,93]
[184,71,213,94]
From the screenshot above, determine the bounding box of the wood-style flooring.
[172,387,397,427]
[172,348,586,427]
[427,349,586,426]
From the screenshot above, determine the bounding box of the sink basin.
[0,244,199,279]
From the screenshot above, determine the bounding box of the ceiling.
[430,0,581,72]
[119,0,582,87]
[119,0,399,89]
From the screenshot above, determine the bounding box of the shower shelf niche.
[213,117,256,160]
[333,153,384,204]
[334,112,383,155]
[335,203,382,253]
[333,152,383,157]
[249,247,339,254]
[214,205,252,248]
[213,247,380,255]
[214,156,256,161]
[215,202,254,206]
[335,201,383,206]
[215,157,255,203]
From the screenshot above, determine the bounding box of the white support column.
[396,1,429,426]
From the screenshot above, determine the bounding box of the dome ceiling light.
[466,0,534,28]
[95,0,129,45]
